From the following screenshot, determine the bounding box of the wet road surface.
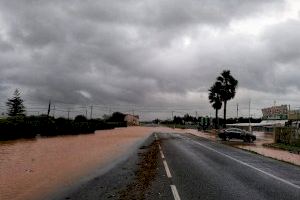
[57,132,300,200]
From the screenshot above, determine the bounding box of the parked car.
[292,121,300,129]
[218,128,256,142]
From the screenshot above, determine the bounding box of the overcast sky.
[0,0,300,120]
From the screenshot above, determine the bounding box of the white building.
[124,114,139,126]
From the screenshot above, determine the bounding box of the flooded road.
[0,127,159,200]
[1,126,298,200]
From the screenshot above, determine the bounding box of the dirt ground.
[118,140,159,200]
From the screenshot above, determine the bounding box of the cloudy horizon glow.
[0,0,300,120]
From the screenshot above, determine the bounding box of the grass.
[263,143,300,154]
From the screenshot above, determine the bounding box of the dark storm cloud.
[1,0,299,119]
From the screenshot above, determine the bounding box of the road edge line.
[170,185,181,200]
[163,160,172,178]
[194,140,300,189]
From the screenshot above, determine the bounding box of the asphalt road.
[53,132,300,200]
[157,132,300,200]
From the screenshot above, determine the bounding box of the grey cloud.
[263,19,300,63]
[69,0,283,27]
[0,38,14,52]
[260,19,300,91]
[0,0,298,120]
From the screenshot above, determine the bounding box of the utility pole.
[67,109,70,120]
[171,111,175,128]
[288,104,291,121]
[249,99,251,132]
[47,100,51,117]
[53,104,56,118]
[90,105,93,119]
[237,103,239,122]
[85,107,88,118]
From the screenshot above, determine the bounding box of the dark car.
[218,128,256,142]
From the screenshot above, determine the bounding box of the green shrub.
[275,127,300,147]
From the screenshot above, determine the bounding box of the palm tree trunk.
[215,109,219,129]
[223,100,227,128]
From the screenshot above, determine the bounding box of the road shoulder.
[51,134,172,200]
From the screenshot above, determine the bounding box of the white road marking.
[157,139,181,200]
[170,185,181,200]
[154,133,158,140]
[194,140,300,189]
[160,150,165,159]
[163,160,172,178]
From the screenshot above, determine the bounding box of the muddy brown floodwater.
[3,126,297,200]
[0,126,189,200]
[0,127,166,200]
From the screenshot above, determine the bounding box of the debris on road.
[118,140,159,200]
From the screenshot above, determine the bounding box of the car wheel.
[249,137,253,143]
[226,136,230,141]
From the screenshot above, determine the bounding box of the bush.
[0,117,36,140]
[0,115,126,141]
[275,127,300,147]
[74,115,87,123]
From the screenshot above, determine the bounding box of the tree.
[6,89,26,117]
[74,115,87,122]
[107,112,125,122]
[208,81,222,129]
[217,70,238,127]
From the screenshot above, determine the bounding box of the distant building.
[288,110,300,120]
[227,120,287,132]
[124,114,139,126]
[227,105,289,132]
[261,105,288,120]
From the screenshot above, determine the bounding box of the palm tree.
[208,82,222,129]
[217,70,238,127]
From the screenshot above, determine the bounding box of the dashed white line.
[194,140,300,190]
[160,150,165,159]
[156,133,182,200]
[163,160,172,178]
[170,185,181,200]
